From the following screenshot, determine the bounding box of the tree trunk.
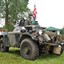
[5,0,9,30]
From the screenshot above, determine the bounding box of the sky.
[0,0,64,28]
[28,0,64,28]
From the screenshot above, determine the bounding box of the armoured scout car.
[0,18,64,60]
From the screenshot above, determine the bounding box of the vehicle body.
[0,18,64,60]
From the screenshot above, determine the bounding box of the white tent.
[0,18,5,27]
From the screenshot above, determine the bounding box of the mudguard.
[0,32,7,36]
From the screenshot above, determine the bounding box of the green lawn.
[0,47,64,64]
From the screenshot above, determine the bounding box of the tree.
[0,0,29,31]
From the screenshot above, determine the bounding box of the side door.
[8,32,21,47]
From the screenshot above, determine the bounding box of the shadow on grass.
[38,53,60,60]
[8,48,21,57]
[7,48,60,60]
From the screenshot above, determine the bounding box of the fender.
[19,32,38,43]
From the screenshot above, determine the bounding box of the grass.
[0,47,64,64]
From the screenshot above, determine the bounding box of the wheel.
[20,38,39,60]
[0,40,9,52]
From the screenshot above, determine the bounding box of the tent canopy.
[45,27,60,31]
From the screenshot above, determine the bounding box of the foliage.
[0,0,29,31]
[3,24,14,31]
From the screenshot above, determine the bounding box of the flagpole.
[32,4,37,21]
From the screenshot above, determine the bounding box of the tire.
[0,40,9,52]
[20,38,39,60]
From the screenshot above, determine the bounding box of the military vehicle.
[0,15,64,60]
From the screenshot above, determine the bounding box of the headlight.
[39,30,42,35]
[24,17,27,20]
[21,27,25,30]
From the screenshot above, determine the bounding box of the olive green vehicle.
[0,18,64,60]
